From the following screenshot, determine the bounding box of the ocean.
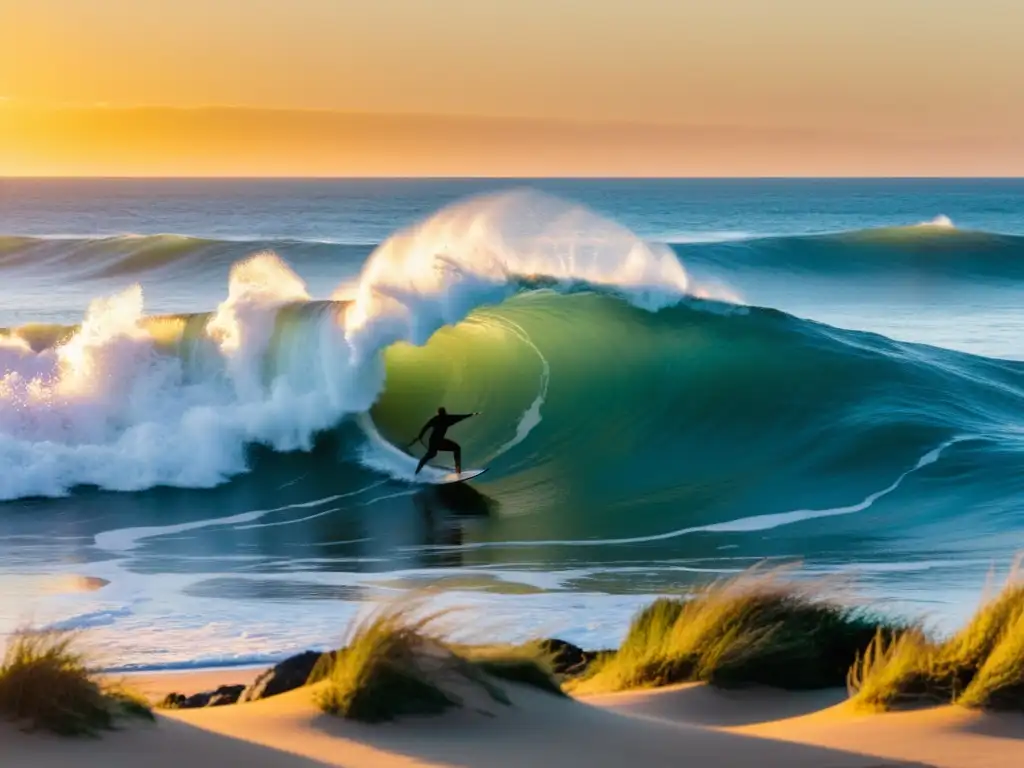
[1,178,1023,671]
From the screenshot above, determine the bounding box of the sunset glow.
[2,0,1022,176]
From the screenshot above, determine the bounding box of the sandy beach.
[2,667,1021,768]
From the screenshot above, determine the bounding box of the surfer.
[409,407,480,475]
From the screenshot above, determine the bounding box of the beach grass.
[315,600,563,722]
[570,566,901,695]
[848,565,1024,712]
[845,627,948,710]
[956,605,1024,709]
[460,640,567,698]
[0,628,153,736]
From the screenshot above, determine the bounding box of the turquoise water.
[1,179,1022,670]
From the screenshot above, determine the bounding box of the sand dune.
[594,684,1024,768]
[585,682,850,727]
[1,718,332,768]
[3,670,958,768]
[5,666,1022,767]
[732,700,1024,768]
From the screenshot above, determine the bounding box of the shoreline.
[8,563,1024,767]
[114,662,271,678]
[110,666,267,705]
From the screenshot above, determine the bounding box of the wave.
[5,212,1024,288]
[0,233,367,282]
[676,217,1024,282]
[377,292,1024,533]
[0,191,736,500]
[2,190,1024,513]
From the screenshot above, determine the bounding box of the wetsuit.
[414,412,475,474]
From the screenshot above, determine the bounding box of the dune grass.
[845,627,948,710]
[957,606,1024,709]
[847,565,1024,712]
[570,566,901,695]
[460,641,567,698]
[0,628,153,736]
[315,600,563,722]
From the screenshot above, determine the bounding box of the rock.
[206,684,246,706]
[159,693,188,709]
[159,684,246,710]
[241,650,338,703]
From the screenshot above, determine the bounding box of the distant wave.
[5,212,1023,287]
[0,233,372,282]
[672,217,1024,281]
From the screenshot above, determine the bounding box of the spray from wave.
[0,191,732,500]
[0,252,353,498]
[916,214,955,229]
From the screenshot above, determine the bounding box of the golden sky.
[2,0,1022,176]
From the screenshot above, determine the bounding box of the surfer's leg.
[437,439,461,474]
[415,448,437,475]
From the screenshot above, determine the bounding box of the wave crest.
[0,191,730,499]
[342,190,733,343]
[916,214,955,229]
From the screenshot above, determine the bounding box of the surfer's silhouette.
[409,407,479,475]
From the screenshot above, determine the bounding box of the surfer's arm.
[413,417,437,444]
[447,412,480,425]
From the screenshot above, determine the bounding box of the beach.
[4,666,1022,768]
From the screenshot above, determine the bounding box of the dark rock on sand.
[207,684,247,706]
[160,684,246,710]
[240,649,338,703]
[158,650,341,710]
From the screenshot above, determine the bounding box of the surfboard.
[433,468,488,484]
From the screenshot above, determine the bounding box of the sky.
[1,0,1022,176]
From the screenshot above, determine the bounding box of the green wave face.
[367,290,1024,547]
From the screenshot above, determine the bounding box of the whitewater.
[0,191,737,499]
[2,178,1024,670]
